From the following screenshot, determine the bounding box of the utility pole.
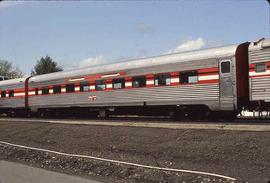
[267,0,270,37]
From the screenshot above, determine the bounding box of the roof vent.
[253,38,265,46]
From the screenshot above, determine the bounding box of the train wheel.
[38,110,46,118]
[98,109,108,118]
[8,111,16,117]
[207,112,219,122]
[170,110,182,121]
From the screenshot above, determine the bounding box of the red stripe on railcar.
[197,79,219,84]
[249,74,270,78]
[198,67,219,74]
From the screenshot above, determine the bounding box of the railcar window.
[66,84,75,93]
[113,78,125,89]
[180,71,198,84]
[53,85,61,94]
[132,76,146,88]
[42,87,49,95]
[154,74,171,86]
[221,61,231,73]
[9,90,14,97]
[95,80,106,91]
[80,81,90,92]
[1,91,6,98]
[35,88,39,95]
[255,63,266,73]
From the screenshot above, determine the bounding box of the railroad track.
[0,116,269,132]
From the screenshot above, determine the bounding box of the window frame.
[154,73,171,86]
[35,88,39,95]
[41,87,49,95]
[255,63,267,73]
[180,70,198,84]
[80,81,90,92]
[9,90,14,97]
[95,80,106,91]
[220,60,231,74]
[132,76,146,88]
[66,83,75,93]
[53,85,61,94]
[1,91,6,98]
[112,78,125,89]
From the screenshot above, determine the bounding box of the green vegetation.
[31,55,63,76]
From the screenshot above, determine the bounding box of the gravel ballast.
[0,121,269,182]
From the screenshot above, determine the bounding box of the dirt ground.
[0,120,269,183]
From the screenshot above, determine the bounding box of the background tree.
[0,60,24,79]
[31,55,63,76]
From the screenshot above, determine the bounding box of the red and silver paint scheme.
[248,38,270,106]
[0,38,269,118]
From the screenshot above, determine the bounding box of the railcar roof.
[29,43,240,83]
[0,78,26,87]
[249,38,270,51]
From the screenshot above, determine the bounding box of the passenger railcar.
[248,38,270,110]
[0,38,269,119]
[0,78,27,116]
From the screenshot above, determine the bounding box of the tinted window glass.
[154,74,171,86]
[95,80,106,91]
[9,90,14,97]
[1,91,6,98]
[80,81,90,92]
[132,76,146,88]
[42,87,49,95]
[113,78,125,89]
[180,71,198,84]
[221,61,231,73]
[53,85,61,94]
[35,88,39,95]
[66,84,75,93]
[255,63,266,73]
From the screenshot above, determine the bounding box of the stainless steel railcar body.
[0,78,26,114]
[248,38,270,108]
[27,43,249,116]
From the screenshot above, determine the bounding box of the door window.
[221,61,231,74]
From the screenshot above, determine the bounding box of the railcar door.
[219,59,235,110]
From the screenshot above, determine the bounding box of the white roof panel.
[29,44,239,83]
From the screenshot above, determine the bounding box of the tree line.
[0,55,63,80]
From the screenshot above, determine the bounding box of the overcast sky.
[0,1,269,75]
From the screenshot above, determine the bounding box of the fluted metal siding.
[250,77,270,101]
[29,83,220,110]
[249,48,270,64]
[0,81,25,109]
[249,40,270,102]
[0,98,25,108]
[220,97,234,110]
